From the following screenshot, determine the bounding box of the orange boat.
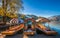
[1,24,24,35]
[36,23,57,35]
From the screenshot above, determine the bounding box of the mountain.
[48,15,60,21]
[48,15,60,25]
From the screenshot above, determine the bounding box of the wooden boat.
[24,18,36,35]
[1,24,24,35]
[0,33,6,38]
[24,24,35,35]
[24,30,35,36]
[36,23,57,35]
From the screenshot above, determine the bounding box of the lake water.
[44,22,60,35]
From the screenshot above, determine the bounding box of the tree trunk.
[2,0,8,25]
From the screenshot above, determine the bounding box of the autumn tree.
[0,0,23,25]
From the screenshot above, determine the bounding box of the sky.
[22,0,60,17]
